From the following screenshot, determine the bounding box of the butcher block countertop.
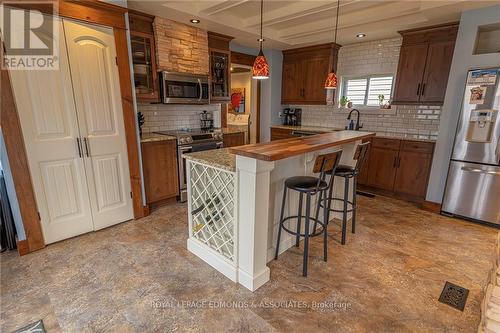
[229,130,375,161]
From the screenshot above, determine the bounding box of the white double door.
[9,16,133,244]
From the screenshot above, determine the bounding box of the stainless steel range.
[155,129,223,202]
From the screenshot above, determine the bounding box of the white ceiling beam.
[200,0,251,16]
[279,1,421,40]
[245,0,359,29]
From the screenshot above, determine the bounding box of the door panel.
[63,19,133,230]
[281,58,303,103]
[367,147,399,191]
[304,55,329,102]
[8,16,94,243]
[393,44,428,103]
[420,41,455,103]
[394,151,432,198]
[443,161,500,224]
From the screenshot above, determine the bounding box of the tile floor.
[1,196,497,332]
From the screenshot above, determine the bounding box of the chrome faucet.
[347,109,363,131]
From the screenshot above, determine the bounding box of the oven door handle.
[179,146,193,154]
[198,79,203,102]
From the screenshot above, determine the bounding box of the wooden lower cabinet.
[141,140,179,204]
[223,131,245,147]
[359,137,434,202]
[270,127,293,141]
[367,147,399,191]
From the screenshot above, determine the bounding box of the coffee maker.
[282,108,302,126]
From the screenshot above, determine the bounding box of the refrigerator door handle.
[461,166,500,176]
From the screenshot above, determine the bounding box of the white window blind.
[342,75,394,106]
[345,79,367,105]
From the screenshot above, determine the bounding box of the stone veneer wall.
[138,103,221,133]
[288,37,441,140]
[153,17,209,75]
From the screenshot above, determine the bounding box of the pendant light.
[324,0,340,89]
[252,0,269,79]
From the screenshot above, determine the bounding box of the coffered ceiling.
[127,0,499,49]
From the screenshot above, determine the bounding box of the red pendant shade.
[252,50,269,79]
[324,71,337,89]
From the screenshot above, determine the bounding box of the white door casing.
[63,19,133,230]
[8,16,94,244]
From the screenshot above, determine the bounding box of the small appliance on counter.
[200,111,214,131]
[282,108,302,126]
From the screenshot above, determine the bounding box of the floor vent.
[438,281,469,311]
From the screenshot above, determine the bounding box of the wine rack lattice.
[189,162,236,262]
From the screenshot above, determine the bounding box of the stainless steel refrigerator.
[443,68,500,225]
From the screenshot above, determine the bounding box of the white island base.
[184,132,374,291]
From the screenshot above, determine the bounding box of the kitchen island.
[183,131,375,291]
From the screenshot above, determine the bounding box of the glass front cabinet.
[208,32,234,102]
[129,10,159,102]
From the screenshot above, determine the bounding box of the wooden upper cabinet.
[392,22,458,105]
[281,43,340,105]
[420,40,456,103]
[392,44,428,103]
[128,10,159,102]
[208,32,234,102]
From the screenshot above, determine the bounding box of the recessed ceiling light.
[190,19,200,24]
[356,33,366,38]
[257,38,265,42]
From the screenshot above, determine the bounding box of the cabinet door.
[210,49,231,101]
[367,147,399,191]
[356,138,372,185]
[271,128,293,141]
[393,44,428,103]
[303,55,330,103]
[281,58,303,103]
[394,151,432,198]
[142,141,179,204]
[420,40,455,103]
[223,132,245,147]
[64,19,134,230]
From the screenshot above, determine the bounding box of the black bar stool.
[322,142,370,245]
[274,150,342,277]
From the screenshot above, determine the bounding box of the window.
[342,75,394,106]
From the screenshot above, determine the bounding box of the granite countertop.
[183,148,235,172]
[140,132,177,143]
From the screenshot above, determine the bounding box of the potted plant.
[347,100,353,108]
[378,94,385,108]
[340,96,349,108]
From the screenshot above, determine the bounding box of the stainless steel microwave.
[160,71,210,104]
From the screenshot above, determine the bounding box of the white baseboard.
[238,266,270,291]
[187,239,237,282]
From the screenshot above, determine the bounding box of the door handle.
[83,137,90,157]
[197,78,203,102]
[461,166,500,176]
[421,83,426,96]
[416,83,421,96]
[76,138,83,158]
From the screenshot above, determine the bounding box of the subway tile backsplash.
[138,103,221,133]
[293,105,441,140]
